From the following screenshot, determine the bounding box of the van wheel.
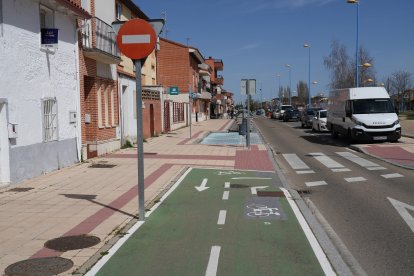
[331,126,338,139]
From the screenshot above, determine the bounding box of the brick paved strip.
[177,131,203,145]
[30,164,174,259]
[109,153,235,160]
[365,146,414,165]
[234,149,274,171]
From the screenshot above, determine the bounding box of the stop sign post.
[116,18,163,221]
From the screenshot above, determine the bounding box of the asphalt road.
[254,116,414,276]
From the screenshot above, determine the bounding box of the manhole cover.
[296,189,312,195]
[7,188,34,192]
[45,235,100,252]
[89,164,116,168]
[230,184,249,188]
[257,191,285,197]
[5,257,73,276]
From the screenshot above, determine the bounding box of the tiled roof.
[57,0,91,19]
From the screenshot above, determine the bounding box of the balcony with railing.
[215,75,224,85]
[82,17,121,64]
[214,59,223,71]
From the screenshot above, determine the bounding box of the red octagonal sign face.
[116,18,156,60]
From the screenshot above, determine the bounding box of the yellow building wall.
[119,3,157,86]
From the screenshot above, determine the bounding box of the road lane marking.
[388,197,414,234]
[231,177,272,180]
[309,152,346,169]
[222,191,229,200]
[86,168,193,275]
[332,168,351,172]
[206,246,221,276]
[367,166,386,171]
[336,152,382,169]
[250,186,268,195]
[224,182,230,188]
[195,178,209,192]
[282,154,310,170]
[344,177,366,183]
[280,188,336,276]
[381,173,404,179]
[217,210,227,225]
[297,170,315,174]
[305,181,328,187]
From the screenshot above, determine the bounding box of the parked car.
[301,108,322,128]
[312,109,328,132]
[279,105,293,120]
[283,108,300,122]
[272,109,281,119]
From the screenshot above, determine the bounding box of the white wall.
[0,0,80,183]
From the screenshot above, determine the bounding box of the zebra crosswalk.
[281,151,404,187]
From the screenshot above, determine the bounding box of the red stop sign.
[116,18,156,60]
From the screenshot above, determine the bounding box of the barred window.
[173,102,185,123]
[42,99,58,142]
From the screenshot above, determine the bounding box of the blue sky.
[135,0,414,103]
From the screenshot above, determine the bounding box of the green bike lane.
[89,168,334,276]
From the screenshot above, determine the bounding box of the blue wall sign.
[41,28,59,45]
[169,86,179,95]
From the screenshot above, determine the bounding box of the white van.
[327,87,401,142]
[279,104,293,120]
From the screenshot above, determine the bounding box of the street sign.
[116,18,156,60]
[41,28,58,47]
[169,86,179,95]
[248,79,256,95]
[241,79,247,95]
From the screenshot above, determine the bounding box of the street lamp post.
[304,43,311,108]
[285,64,292,105]
[347,0,360,87]
[276,73,281,104]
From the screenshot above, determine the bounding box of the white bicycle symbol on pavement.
[246,204,281,218]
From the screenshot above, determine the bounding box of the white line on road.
[296,170,315,174]
[344,177,367,183]
[222,191,229,200]
[305,181,328,187]
[367,166,386,171]
[224,182,230,188]
[280,188,336,276]
[381,173,404,179]
[332,168,351,172]
[336,151,381,168]
[206,246,221,276]
[230,177,272,180]
[309,152,345,169]
[282,153,310,170]
[217,210,227,225]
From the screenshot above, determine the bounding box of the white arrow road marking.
[250,186,269,195]
[388,197,414,233]
[206,246,221,276]
[122,34,150,44]
[217,210,227,225]
[195,178,209,192]
[231,177,272,180]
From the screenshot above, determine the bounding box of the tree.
[391,70,412,111]
[296,81,308,106]
[324,40,353,89]
[324,40,376,89]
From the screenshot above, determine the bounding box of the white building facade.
[0,0,89,185]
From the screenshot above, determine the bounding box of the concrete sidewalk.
[0,118,274,275]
